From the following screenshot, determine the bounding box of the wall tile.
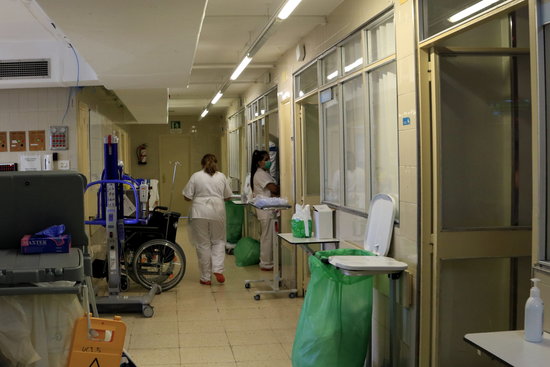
[395,202,417,243]
[398,129,417,167]
[399,165,417,204]
[396,0,415,60]
[398,91,417,131]
[397,54,415,96]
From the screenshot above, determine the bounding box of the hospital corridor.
[116,224,301,367]
[2,0,550,366]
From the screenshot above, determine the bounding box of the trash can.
[234,237,260,267]
[225,200,244,253]
[292,248,374,367]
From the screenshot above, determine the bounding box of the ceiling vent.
[0,59,50,80]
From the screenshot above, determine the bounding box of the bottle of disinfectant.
[524,278,544,343]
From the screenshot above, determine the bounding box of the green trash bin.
[225,200,244,244]
[292,249,374,367]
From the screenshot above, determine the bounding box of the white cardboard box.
[313,204,334,239]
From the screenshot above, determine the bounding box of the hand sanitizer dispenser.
[524,278,544,343]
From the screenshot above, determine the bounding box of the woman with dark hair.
[183,153,232,285]
[251,149,279,271]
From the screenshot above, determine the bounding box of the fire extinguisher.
[136,144,147,165]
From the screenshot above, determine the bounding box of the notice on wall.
[19,155,41,171]
[0,132,7,152]
[29,130,46,151]
[9,131,26,152]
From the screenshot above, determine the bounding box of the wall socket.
[58,160,70,170]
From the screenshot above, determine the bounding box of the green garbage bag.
[291,219,312,238]
[292,249,374,367]
[225,200,244,244]
[234,237,260,267]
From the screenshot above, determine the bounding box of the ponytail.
[250,150,269,189]
[201,154,218,175]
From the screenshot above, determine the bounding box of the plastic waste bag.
[0,297,41,366]
[225,200,244,244]
[234,237,260,266]
[292,249,374,367]
[291,204,312,238]
[0,294,84,367]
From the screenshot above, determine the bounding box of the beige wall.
[129,114,224,176]
[0,87,78,170]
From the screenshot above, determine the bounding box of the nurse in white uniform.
[183,154,232,285]
[251,150,279,271]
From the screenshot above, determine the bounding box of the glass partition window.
[369,63,398,199]
[343,76,368,211]
[267,89,278,111]
[259,98,266,116]
[367,14,395,64]
[439,54,531,229]
[321,50,340,84]
[295,62,319,97]
[228,130,240,179]
[342,33,363,75]
[295,9,398,214]
[244,87,279,174]
[322,87,341,204]
[421,0,507,40]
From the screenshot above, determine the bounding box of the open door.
[420,46,532,366]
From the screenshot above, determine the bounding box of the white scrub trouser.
[259,217,274,269]
[190,218,226,282]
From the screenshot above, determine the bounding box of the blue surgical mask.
[264,161,272,170]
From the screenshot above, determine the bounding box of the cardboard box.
[313,204,334,239]
[21,234,71,254]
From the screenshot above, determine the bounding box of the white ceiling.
[1,0,343,123]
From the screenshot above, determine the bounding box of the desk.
[464,330,550,366]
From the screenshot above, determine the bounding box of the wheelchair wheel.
[132,239,186,291]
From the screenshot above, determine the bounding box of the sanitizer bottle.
[524,278,544,343]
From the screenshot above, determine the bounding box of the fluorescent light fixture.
[278,0,302,20]
[327,70,338,80]
[211,91,223,105]
[230,56,252,80]
[200,109,209,118]
[299,90,304,97]
[344,58,363,73]
[448,0,500,23]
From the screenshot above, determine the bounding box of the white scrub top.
[253,168,276,220]
[183,170,232,221]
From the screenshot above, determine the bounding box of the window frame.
[296,10,399,216]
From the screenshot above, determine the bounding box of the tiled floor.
[112,223,301,366]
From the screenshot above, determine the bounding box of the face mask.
[264,161,272,170]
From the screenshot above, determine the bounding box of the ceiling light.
[278,0,303,20]
[211,91,223,104]
[344,58,363,72]
[448,0,500,23]
[327,70,338,80]
[201,109,209,118]
[230,56,252,80]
